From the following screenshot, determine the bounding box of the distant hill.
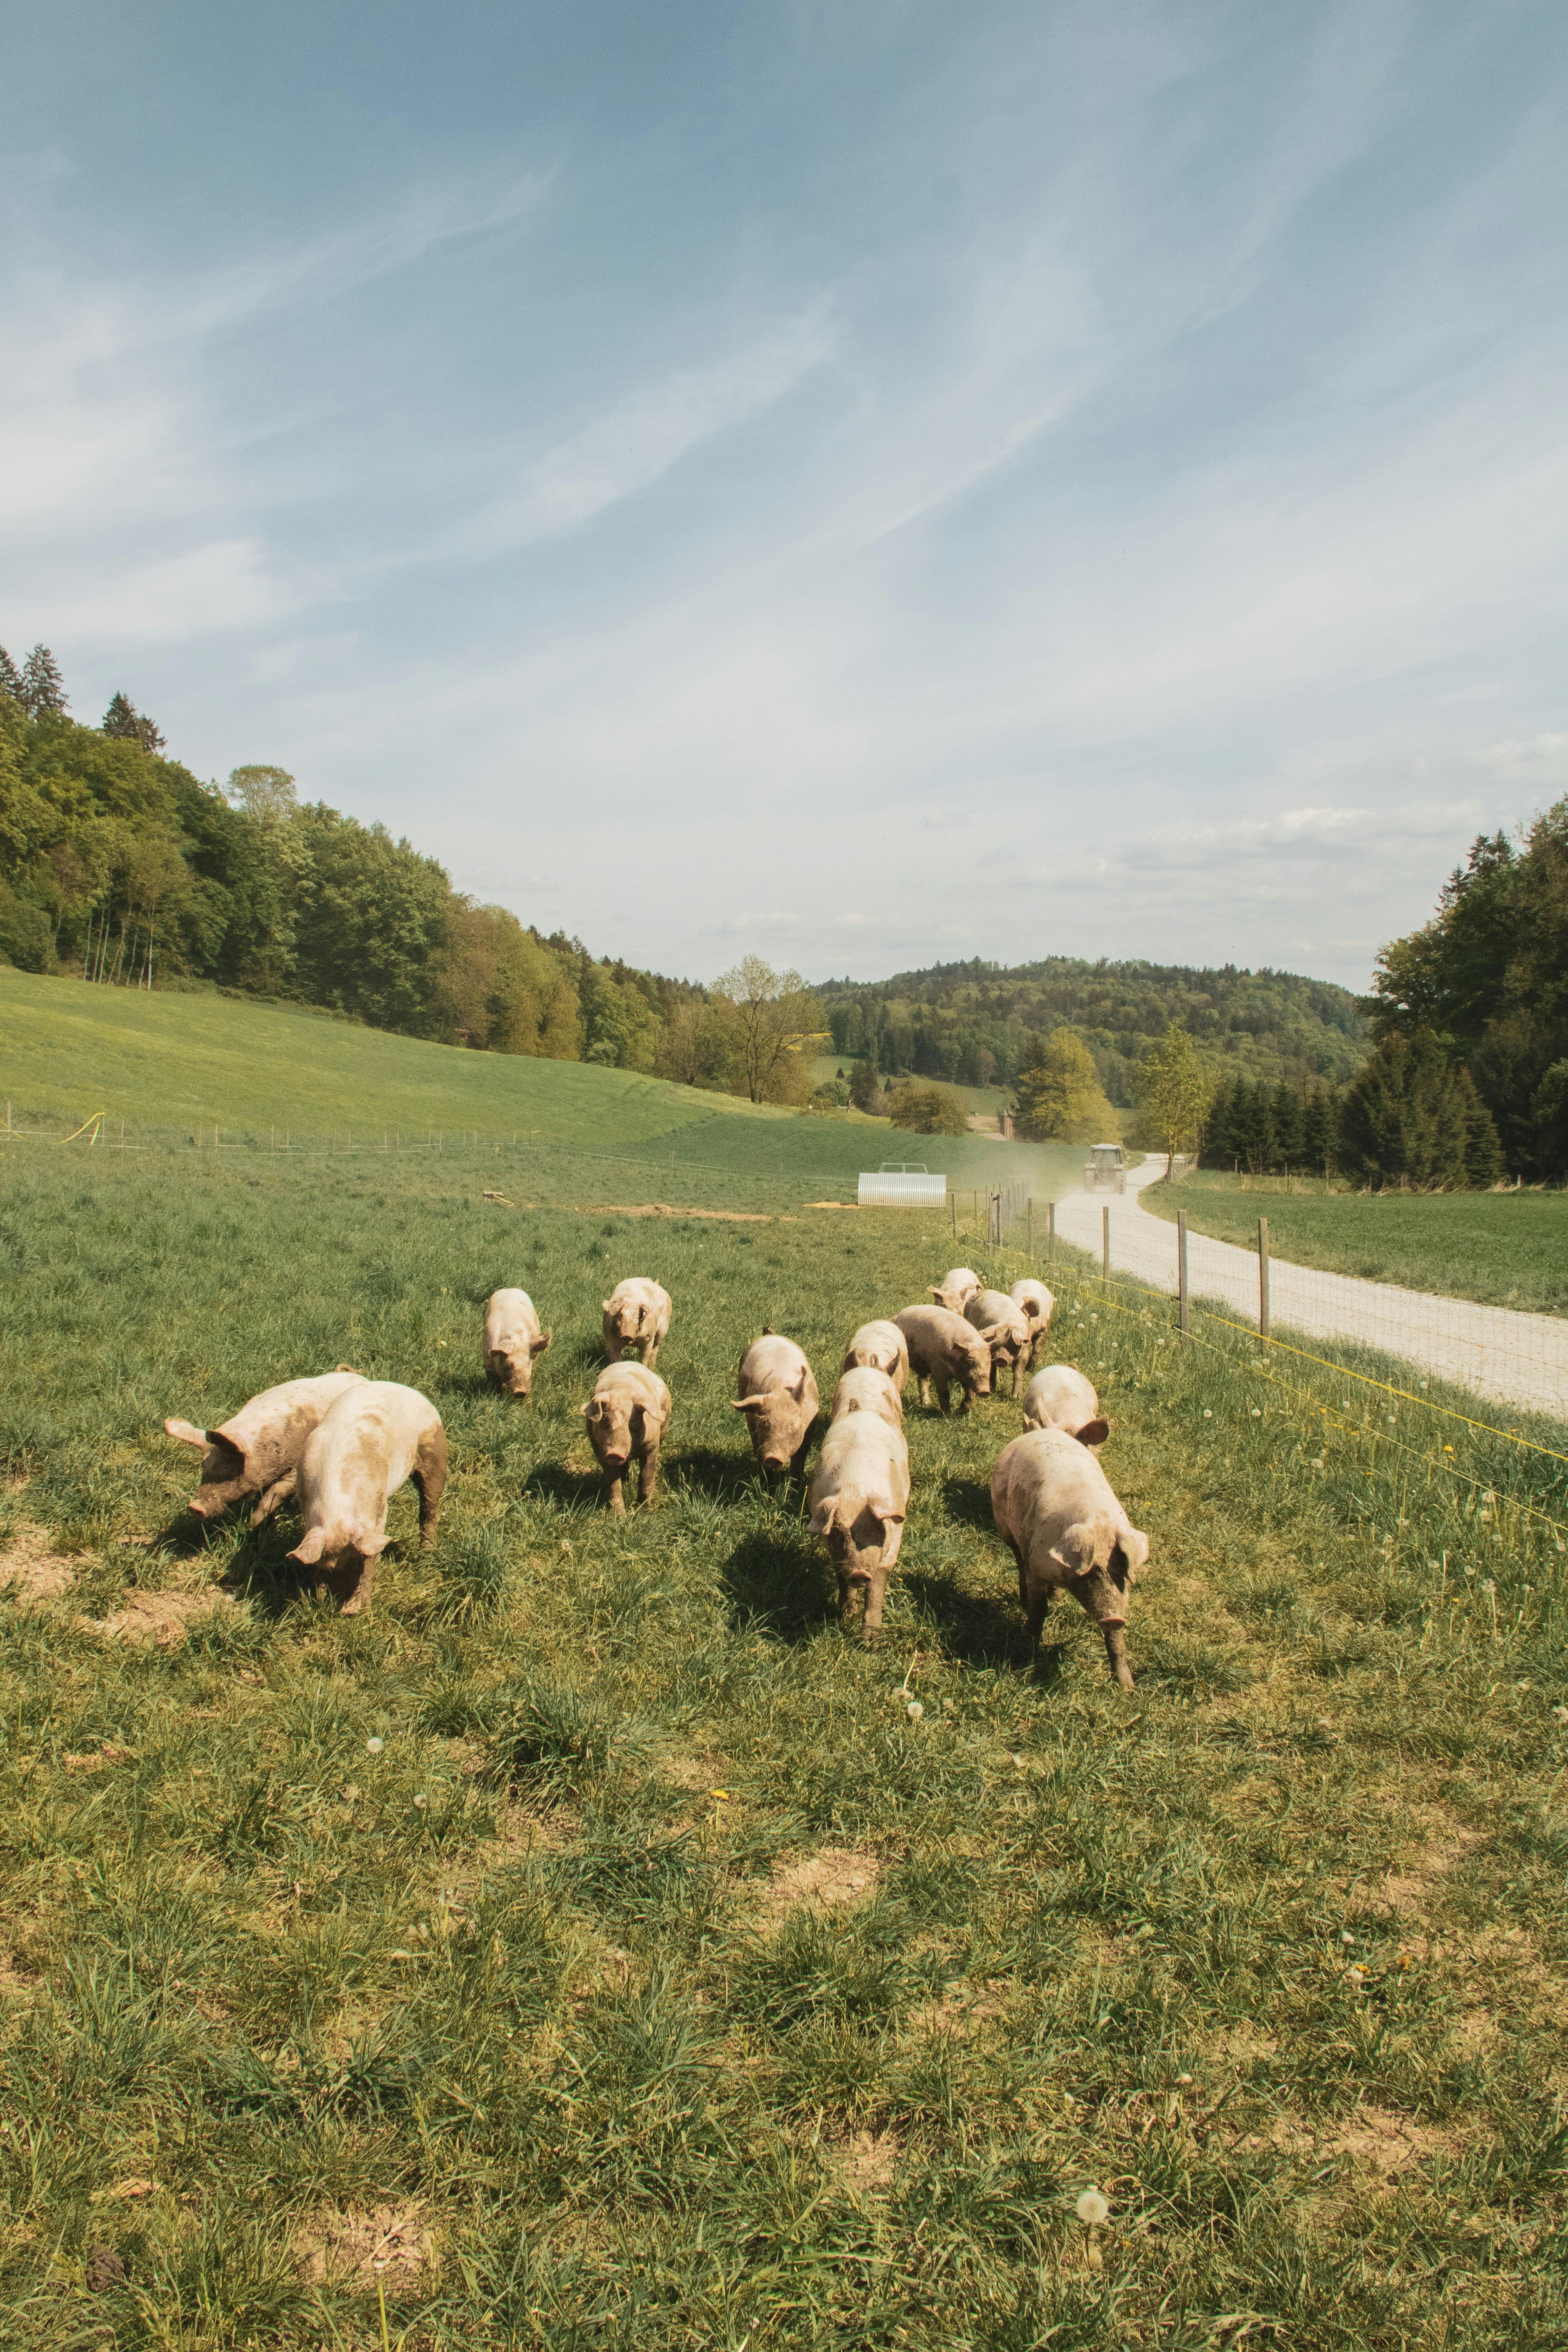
[815,956,1367,1102]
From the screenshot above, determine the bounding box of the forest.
[820,956,1367,1100]
[1366,800,1568,1180]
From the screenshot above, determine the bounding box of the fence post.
[1177,1210,1189,1337]
[1102,1204,1110,1282]
[1047,1199,1055,1268]
[1027,1197,1032,1257]
[951,1191,957,1240]
[1258,1217,1271,1338]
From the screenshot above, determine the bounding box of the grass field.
[0,969,1084,1210]
[1142,1169,1568,1318]
[3,1135,1568,2349]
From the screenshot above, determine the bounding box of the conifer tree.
[0,646,22,701]
[1201,1077,1237,1168]
[19,644,67,719]
[1271,1082,1306,1173]
[101,692,166,752]
[1300,1085,1339,1177]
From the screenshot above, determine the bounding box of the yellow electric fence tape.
[973,1231,1568,1545]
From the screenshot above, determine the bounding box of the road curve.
[1050,1157,1568,1421]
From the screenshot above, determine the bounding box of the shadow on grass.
[939,1474,995,1534]
[720,1528,835,1644]
[520,1462,610,1514]
[665,1446,805,1509]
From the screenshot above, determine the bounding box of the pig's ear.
[358,1535,389,1560]
[1075,1417,1110,1448]
[533,1329,552,1353]
[732,1395,766,1412]
[164,1417,207,1447]
[808,1498,837,1536]
[289,1529,327,1566]
[1121,1527,1149,1578]
[601,1300,613,1315]
[928,1286,944,1300]
[581,1398,597,1419]
[1047,1523,1094,1577]
[791,1369,809,1400]
[873,1506,906,1533]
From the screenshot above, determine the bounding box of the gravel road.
[1051,1157,1568,1421]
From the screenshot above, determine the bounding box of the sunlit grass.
[1,1147,1566,2347]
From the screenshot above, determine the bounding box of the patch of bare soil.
[296,2202,433,2288]
[804,1201,850,1210]
[0,1524,74,1606]
[1238,2103,1461,2182]
[581,1203,773,1222]
[834,2129,901,2195]
[750,1847,881,1932]
[1360,1810,1484,1919]
[84,1585,237,1647]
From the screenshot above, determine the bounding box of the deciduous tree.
[711,956,815,1103]
[1135,1025,1214,1162]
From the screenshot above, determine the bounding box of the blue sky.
[3,0,1564,988]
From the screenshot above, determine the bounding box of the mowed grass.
[2,1148,1568,2348]
[0,968,1056,1206]
[1143,1168,1568,1317]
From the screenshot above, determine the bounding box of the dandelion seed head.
[906,1701,924,1721]
[365,1737,384,1755]
[1341,1931,1356,1946]
[413,1792,427,1808]
[1075,2188,1110,2227]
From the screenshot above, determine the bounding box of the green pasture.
[1143,1169,1568,1317]
[0,969,1070,1206]
[2,1139,1567,2348]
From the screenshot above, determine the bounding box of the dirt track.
[1051,1158,1568,1420]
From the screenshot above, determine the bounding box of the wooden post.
[1027,1197,1033,1257]
[951,1191,956,1240]
[1177,1210,1189,1337]
[1258,1216,1271,1338]
[1047,1199,1055,1267]
[1102,1204,1110,1282]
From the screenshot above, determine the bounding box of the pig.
[1009,1279,1055,1372]
[582,1360,672,1514]
[929,1266,982,1317]
[285,1381,447,1614]
[840,1318,910,1390]
[1020,1365,1108,1446]
[808,1412,910,1643]
[602,1277,672,1369]
[964,1289,1033,1396]
[894,1305,997,1415]
[164,1367,366,1526]
[989,1426,1149,1689]
[829,1365,904,1428]
[732,1331,818,1477]
[482,1287,553,1398]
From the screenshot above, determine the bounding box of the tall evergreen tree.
[1231,1080,1278,1174]
[1271,1081,1306,1172]
[101,692,166,752]
[19,644,67,719]
[0,646,22,701]
[1340,1030,1489,1187]
[1300,1085,1339,1177]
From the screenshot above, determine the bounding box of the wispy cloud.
[441,308,836,557]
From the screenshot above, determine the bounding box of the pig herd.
[163,1262,1148,1685]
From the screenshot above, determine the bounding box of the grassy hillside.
[0,968,1084,1205]
[1143,1168,1568,1316]
[1,1148,1565,2344]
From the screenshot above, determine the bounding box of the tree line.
[821,953,1366,1099]
[0,649,823,1100]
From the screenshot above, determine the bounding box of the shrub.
[886,1079,969,1136]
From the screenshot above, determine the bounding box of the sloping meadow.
[0,1150,1566,2348]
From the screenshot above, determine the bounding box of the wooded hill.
[818,958,1367,1102]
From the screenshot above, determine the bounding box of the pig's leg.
[789,1423,815,1482]
[413,1428,448,1551]
[1103,1626,1135,1691]
[250,1469,297,1525]
[339,1551,376,1617]
[643,1337,661,1371]
[1024,1581,1050,1653]
[916,1372,933,1410]
[935,1375,952,1417]
[860,1567,889,1646]
[605,1469,626,1515]
[638,1443,660,1508]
